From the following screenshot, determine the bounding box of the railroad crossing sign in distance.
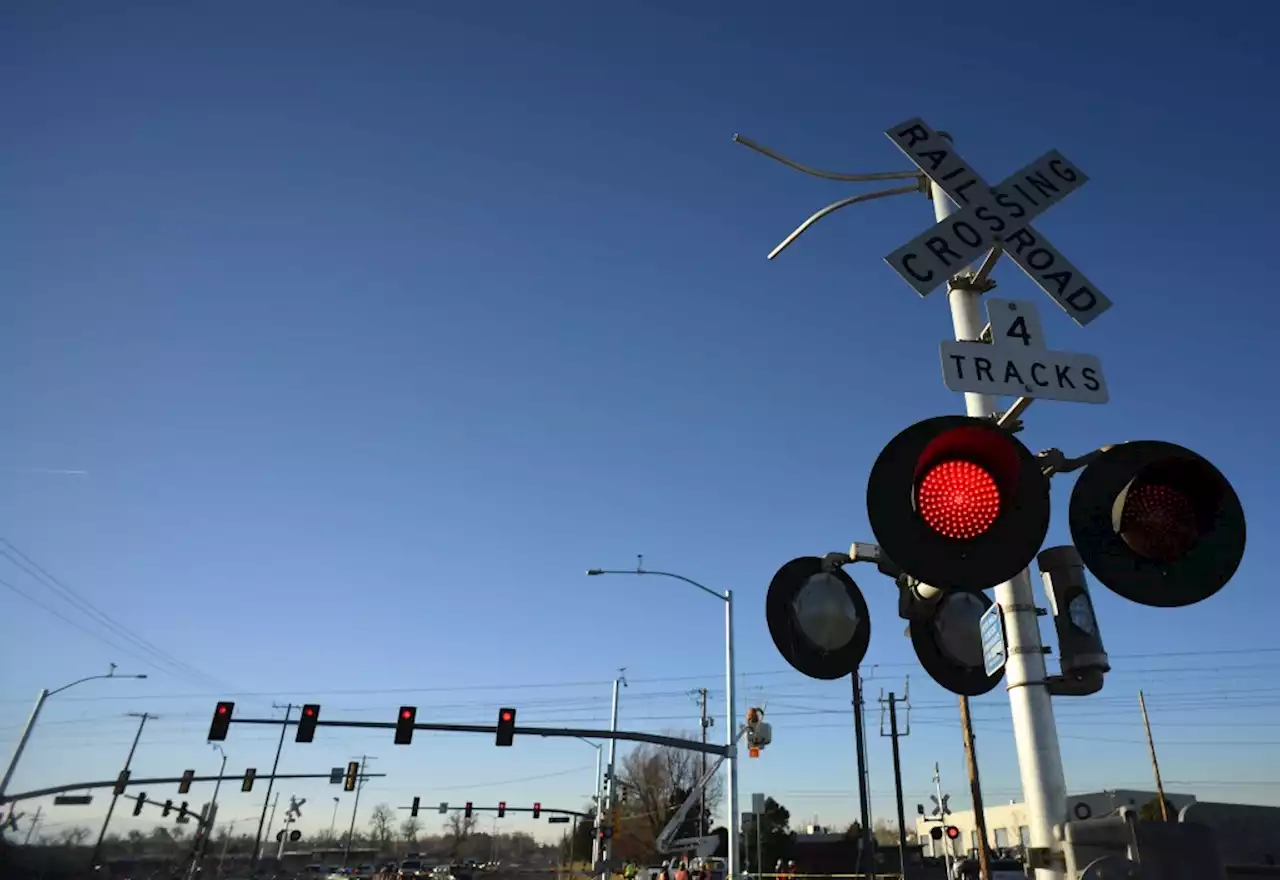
[940,299,1109,404]
[884,117,1114,327]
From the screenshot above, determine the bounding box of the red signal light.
[217,705,228,715]
[916,460,1001,539]
[297,703,321,743]
[496,707,517,746]
[501,710,512,721]
[395,706,418,745]
[208,701,234,741]
[1117,482,1197,563]
[946,825,960,840]
[402,709,413,719]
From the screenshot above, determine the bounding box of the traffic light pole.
[90,711,154,872]
[931,159,1068,880]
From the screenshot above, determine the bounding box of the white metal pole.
[600,679,621,878]
[0,690,48,801]
[724,591,740,880]
[931,160,1068,880]
[933,763,951,880]
[590,742,603,869]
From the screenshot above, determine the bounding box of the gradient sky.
[3,0,1279,848]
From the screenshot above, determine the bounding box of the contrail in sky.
[9,468,90,476]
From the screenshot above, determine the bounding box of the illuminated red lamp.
[296,703,321,743]
[395,705,418,745]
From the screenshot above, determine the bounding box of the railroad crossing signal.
[343,762,359,792]
[1067,441,1245,608]
[395,706,417,745]
[765,556,871,680]
[883,117,1113,326]
[495,707,516,746]
[866,414,1050,591]
[178,770,194,795]
[909,584,1005,697]
[946,826,960,840]
[208,702,233,741]
[297,704,320,743]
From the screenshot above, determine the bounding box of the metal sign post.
[885,117,1070,880]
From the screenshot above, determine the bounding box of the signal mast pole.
[931,139,1067,880]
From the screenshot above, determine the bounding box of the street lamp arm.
[587,568,724,601]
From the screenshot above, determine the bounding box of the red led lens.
[401,709,412,719]
[1119,483,1198,563]
[501,711,512,721]
[916,460,1001,540]
[217,705,228,715]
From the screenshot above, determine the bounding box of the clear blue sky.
[3,0,1278,846]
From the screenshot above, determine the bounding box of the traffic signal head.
[465,802,473,819]
[208,702,234,742]
[133,794,146,817]
[242,768,257,792]
[498,801,506,818]
[1068,441,1245,608]
[766,556,871,680]
[496,707,516,746]
[930,826,943,841]
[946,826,960,840]
[909,586,1003,697]
[178,770,194,795]
[114,770,131,795]
[867,415,1050,590]
[533,802,540,819]
[1039,545,1109,683]
[344,761,359,792]
[297,704,320,743]
[411,797,420,818]
[162,799,173,817]
[395,706,418,745]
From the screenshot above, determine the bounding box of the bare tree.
[401,816,423,847]
[59,826,91,847]
[616,735,723,859]
[369,804,396,852]
[444,812,478,857]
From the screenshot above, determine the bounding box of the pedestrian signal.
[867,415,1050,590]
[208,701,234,741]
[395,706,417,745]
[496,707,516,746]
[1068,441,1245,608]
[297,704,320,743]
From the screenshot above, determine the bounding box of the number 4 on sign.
[939,298,1109,405]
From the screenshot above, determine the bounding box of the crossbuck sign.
[884,117,1113,327]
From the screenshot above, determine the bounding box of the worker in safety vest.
[623,862,638,880]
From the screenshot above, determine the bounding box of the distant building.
[916,789,1197,857]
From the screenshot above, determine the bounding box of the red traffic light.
[867,415,1050,590]
[207,701,234,742]
[497,801,506,818]
[1069,441,1245,608]
[946,825,960,840]
[495,707,517,746]
[766,557,871,680]
[910,588,1003,697]
[533,802,541,819]
[395,706,418,745]
[297,704,320,743]
[465,802,473,818]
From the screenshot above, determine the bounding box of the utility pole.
[342,755,374,869]
[879,689,910,880]
[959,697,992,880]
[696,687,709,838]
[1138,691,1169,821]
[90,711,155,870]
[851,672,873,876]
[252,703,294,864]
[264,792,280,855]
[23,805,41,845]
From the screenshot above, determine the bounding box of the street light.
[0,663,146,801]
[574,737,605,868]
[586,560,739,880]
